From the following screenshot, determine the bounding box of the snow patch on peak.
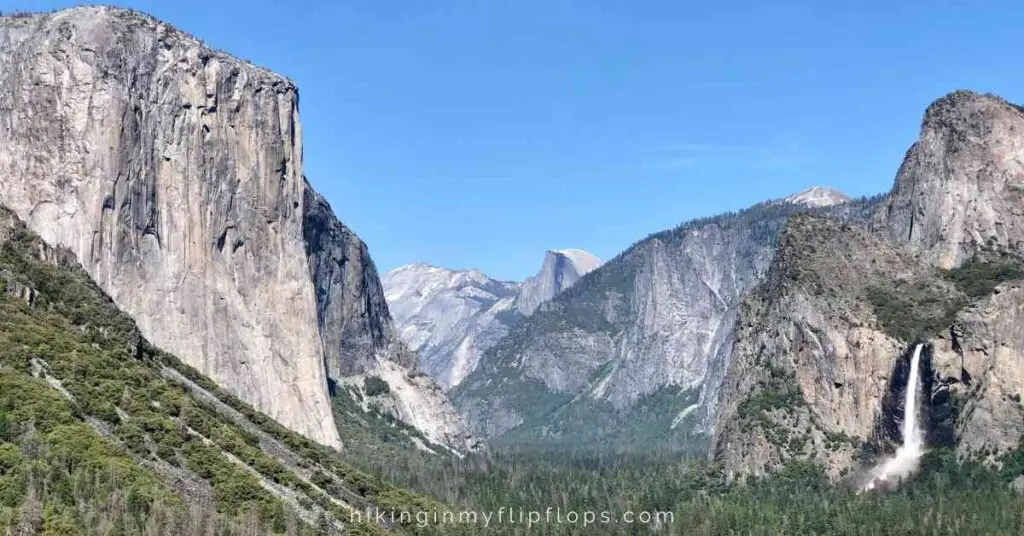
[784,186,852,208]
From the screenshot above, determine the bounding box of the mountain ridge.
[452,193,885,448]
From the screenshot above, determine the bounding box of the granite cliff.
[0,6,469,452]
[886,91,1024,268]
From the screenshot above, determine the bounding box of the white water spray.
[862,343,925,492]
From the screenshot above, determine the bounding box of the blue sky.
[8,1,1024,280]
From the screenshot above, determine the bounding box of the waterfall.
[862,343,925,492]
[902,343,925,455]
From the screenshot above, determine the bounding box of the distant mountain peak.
[517,249,602,315]
[783,186,852,208]
[550,248,603,274]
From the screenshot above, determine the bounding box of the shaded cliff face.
[454,194,881,449]
[383,263,521,389]
[886,91,1024,269]
[301,187,481,450]
[304,184,416,379]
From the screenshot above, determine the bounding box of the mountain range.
[383,249,602,389]
[2,5,1024,534]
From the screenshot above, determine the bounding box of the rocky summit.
[516,249,604,315]
[784,186,854,208]
[0,6,469,452]
[885,91,1024,269]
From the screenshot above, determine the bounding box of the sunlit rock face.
[0,6,340,448]
[886,91,1024,269]
[384,263,521,389]
[0,7,474,452]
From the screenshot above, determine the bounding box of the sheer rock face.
[0,7,477,453]
[0,7,340,448]
[304,186,417,379]
[302,189,478,450]
[886,91,1024,269]
[929,283,1024,460]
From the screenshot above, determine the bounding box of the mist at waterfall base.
[861,344,926,492]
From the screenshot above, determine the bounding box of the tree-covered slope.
[0,206,453,535]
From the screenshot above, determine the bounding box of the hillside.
[0,208,459,534]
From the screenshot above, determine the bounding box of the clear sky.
[6,1,1024,280]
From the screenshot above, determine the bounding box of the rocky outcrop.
[338,359,482,453]
[516,249,602,315]
[886,91,1024,269]
[928,282,1024,460]
[710,215,962,480]
[383,263,520,389]
[0,7,470,451]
